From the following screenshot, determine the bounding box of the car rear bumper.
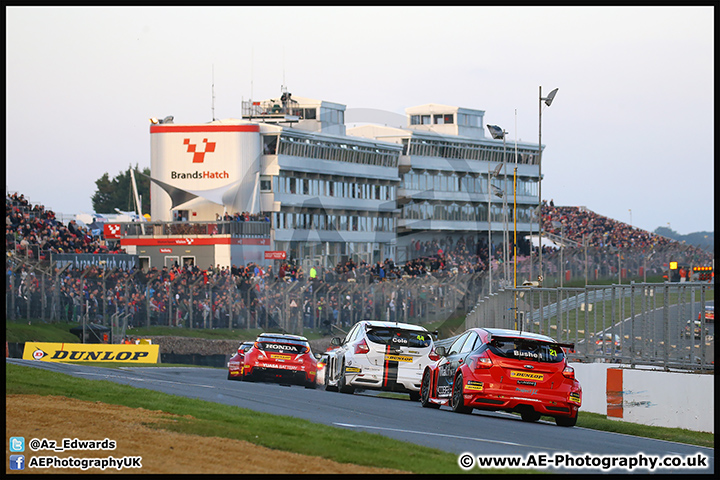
[346,368,423,392]
[245,364,315,384]
[463,386,581,418]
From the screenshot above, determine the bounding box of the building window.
[263,135,278,155]
[433,114,454,125]
[260,176,272,192]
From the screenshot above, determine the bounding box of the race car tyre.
[324,368,338,392]
[555,411,578,427]
[450,373,473,414]
[409,391,420,402]
[227,372,231,380]
[305,381,317,389]
[521,410,542,423]
[338,361,355,394]
[420,369,440,409]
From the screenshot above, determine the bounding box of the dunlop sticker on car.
[465,380,484,391]
[569,392,582,405]
[510,370,544,381]
[270,354,292,360]
[345,366,362,373]
[384,354,413,363]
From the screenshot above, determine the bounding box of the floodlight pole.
[513,110,519,329]
[538,87,544,285]
[502,134,509,287]
[488,164,493,295]
[486,124,508,294]
[538,86,558,285]
[513,165,518,329]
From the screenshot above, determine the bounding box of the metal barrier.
[5,257,487,337]
[463,282,714,371]
[6,249,713,370]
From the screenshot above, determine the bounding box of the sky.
[6,6,714,235]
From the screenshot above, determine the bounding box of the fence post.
[26,273,31,321]
[103,269,108,326]
[663,283,670,369]
[699,286,707,371]
[10,271,16,320]
[41,271,46,322]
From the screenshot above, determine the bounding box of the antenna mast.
[212,65,216,121]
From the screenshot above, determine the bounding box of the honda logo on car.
[262,343,299,352]
[22,342,159,363]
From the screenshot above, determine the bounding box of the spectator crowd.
[7,191,712,331]
[7,192,122,257]
[542,201,674,250]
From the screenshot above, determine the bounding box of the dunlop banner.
[23,342,159,363]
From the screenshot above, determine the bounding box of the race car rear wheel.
[450,373,473,414]
[520,409,542,423]
[420,369,440,409]
[555,410,578,427]
[338,361,355,394]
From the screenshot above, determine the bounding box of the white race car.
[324,320,440,401]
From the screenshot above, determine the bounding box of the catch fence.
[6,243,713,371]
[463,282,714,371]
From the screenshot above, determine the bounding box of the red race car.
[240,333,318,389]
[227,341,255,380]
[421,328,582,427]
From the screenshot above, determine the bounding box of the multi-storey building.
[349,103,541,264]
[139,91,543,271]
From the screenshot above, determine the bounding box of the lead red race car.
[236,333,318,389]
[421,327,582,427]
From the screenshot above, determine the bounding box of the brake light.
[469,351,493,370]
[562,364,575,379]
[354,339,370,354]
[429,347,440,362]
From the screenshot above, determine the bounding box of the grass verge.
[6,363,490,474]
[373,393,713,449]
